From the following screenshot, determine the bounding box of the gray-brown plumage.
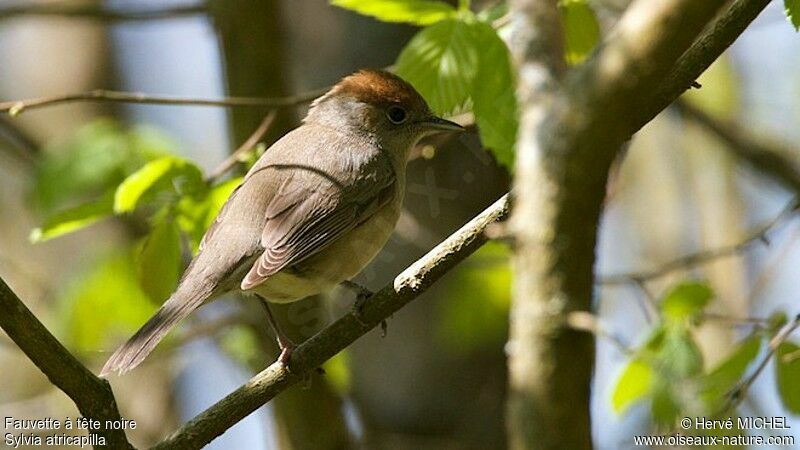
[100,70,462,377]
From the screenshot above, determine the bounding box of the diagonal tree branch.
[150,194,510,449]
[634,0,772,135]
[0,278,134,449]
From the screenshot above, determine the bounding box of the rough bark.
[506,0,728,449]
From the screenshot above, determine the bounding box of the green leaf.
[558,0,601,65]
[331,0,457,25]
[114,156,204,214]
[396,19,480,115]
[59,250,156,351]
[776,341,800,413]
[471,22,518,167]
[30,192,114,242]
[660,281,712,321]
[785,0,800,31]
[137,218,182,303]
[612,358,654,413]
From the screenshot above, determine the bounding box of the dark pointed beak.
[419,116,464,132]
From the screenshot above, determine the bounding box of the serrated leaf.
[661,281,712,321]
[396,19,480,115]
[776,341,800,413]
[471,22,517,167]
[558,0,601,65]
[30,192,114,242]
[137,218,182,303]
[612,358,654,413]
[114,156,204,213]
[331,0,456,25]
[785,0,800,31]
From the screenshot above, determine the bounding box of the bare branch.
[0,89,325,117]
[206,111,276,182]
[600,199,799,285]
[0,277,133,449]
[632,0,772,135]
[0,2,206,22]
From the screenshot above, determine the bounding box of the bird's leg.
[341,280,388,337]
[257,296,295,367]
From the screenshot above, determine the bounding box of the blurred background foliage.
[1,0,800,449]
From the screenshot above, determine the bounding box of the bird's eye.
[386,106,408,124]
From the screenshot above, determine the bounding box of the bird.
[100,69,463,377]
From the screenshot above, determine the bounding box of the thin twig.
[206,111,276,182]
[0,2,206,22]
[0,88,325,117]
[567,311,633,356]
[599,199,799,285]
[720,313,800,414]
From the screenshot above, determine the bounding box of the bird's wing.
[240,156,396,290]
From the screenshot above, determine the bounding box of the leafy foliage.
[558,0,601,65]
[611,278,800,430]
[785,0,800,31]
[331,0,457,25]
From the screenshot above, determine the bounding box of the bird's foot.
[276,332,296,367]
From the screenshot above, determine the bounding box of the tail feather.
[100,284,210,377]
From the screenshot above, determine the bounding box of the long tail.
[100,280,213,377]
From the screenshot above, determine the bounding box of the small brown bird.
[101,70,462,377]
